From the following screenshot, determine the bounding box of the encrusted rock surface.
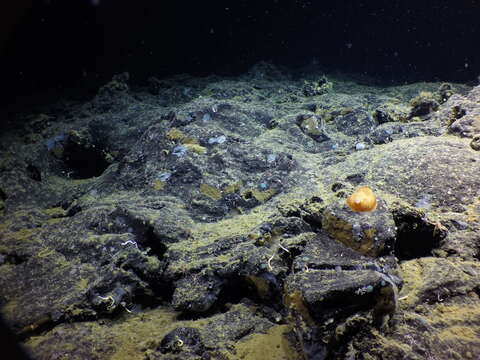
[0,64,479,359]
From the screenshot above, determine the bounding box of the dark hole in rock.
[243,191,253,200]
[117,257,173,305]
[0,253,29,265]
[215,277,257,310]
[335,191,347,199]
[0,313,32,359]
[143,227,168,260]
[133,284,173,309]
[109,209,168,260]
[0,188,6,201]
[345,173,365,185]
[65,203,82,217]
[393,212,443,260]
[26,164,41,181]
[58,193,87,216]
[177,275,280,321]
[331,182,344,192]
[63,141,110,179]
[451,105,466,120]
[218,274,283,311]
[315,291,377,323]
[16,314,59,341]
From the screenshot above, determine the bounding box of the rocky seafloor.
[1,63,480,360]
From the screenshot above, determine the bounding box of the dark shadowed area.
[1,0,480,112]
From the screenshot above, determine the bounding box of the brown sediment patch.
[228,324,301,360]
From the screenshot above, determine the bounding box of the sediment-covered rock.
[1,67,479,359]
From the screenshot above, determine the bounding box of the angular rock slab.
[322,199,396,257]
[320,136,480,212]
[284,269,398,326]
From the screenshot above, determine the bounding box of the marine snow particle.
[158,172,172,182]
[267,154,277,163]
[258,182,269,190]
[346,186,377,212]
[355,143,366,151]
[208,135,226,145]
[172,145,187,157]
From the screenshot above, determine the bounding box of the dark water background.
[1,0,480,111]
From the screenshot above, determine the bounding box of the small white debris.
[355,143,366,151]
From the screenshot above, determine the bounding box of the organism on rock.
[346,186,377,212]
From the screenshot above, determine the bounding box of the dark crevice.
[473,287,480,299]
[17,305,109,341]
[120,262,174,305]
[176,273,284,321]
[16,307,97,341]
[65,203,82,217]
[0,314,31,360]
[108,209,168,261]
[0,188,7,201]
[26,164,41,182]
[56,197,82,216]
[308,290,379,326]
[62,137,110,179]
[278,196,324,232]
[227,275,267,303]
[132,285,173,309]
[393,210,446,260]
[345,173,366,185]
[115,221,171,303]
[0,252,29,265]
[176,276,257,321]
[301,216,323,232]
[17,316,58,341]
[223,274,283,309]
[331,182,345,192]
[283,247,303,273]
[142,226,168,260]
